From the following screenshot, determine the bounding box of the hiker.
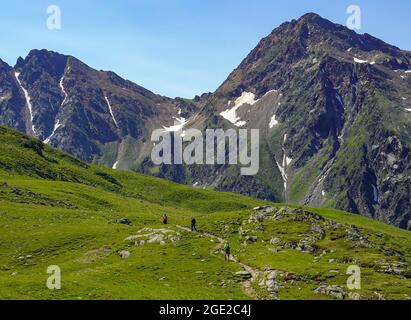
[162,214,168,225]
[224,240,231,261]
[191,217,197,232]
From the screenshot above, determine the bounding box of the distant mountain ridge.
[1,12,410,229]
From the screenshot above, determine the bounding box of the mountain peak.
[0,58,11,70]
[14,49,68,68]
[296,12,338,32]
[298,12,324,22]
[14,56,24,69]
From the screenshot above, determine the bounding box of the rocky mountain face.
[0,13,410,229]
[0,49,197,168]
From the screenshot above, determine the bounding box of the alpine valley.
[1,12,411,230]
[1,13,411,300]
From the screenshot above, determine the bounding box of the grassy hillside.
[0,126,410,300]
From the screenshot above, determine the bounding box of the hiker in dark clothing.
[162,214,168,225]
[224,241,231,261]
[191,217,197,232]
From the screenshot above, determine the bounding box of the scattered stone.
[314,284,345,299]
[270,237,281,245]
[135,240,145,246]
[373,291,385,300]
[118,250,130,259]
[348,292,363,300]
[148,234,165,244]
[267,271,278,280]
[125,228,181,246]
[310,224,325,238]
[282,242,296,249]
[377,261,410,277]
[346,226,371,247]
[266,279,281,293]
[243,235,258,244]
[333,223,343,230]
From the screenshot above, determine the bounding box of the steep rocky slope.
[1,49,198,167]
[150,13,411,229]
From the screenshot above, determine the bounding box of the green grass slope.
[0,126,410,300]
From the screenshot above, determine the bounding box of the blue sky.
[0,0,410,98]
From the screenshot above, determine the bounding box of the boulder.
[310,224,325,238]
[267,271,278,280]
[147,234,165,244]
[135,240,145,246]
[244,235,258,244]
[266,279,281,293]
[270,237,281,245]
[118,250,130,259]
[314,285,345,299]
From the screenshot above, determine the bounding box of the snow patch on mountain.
[105,96,118,128]
[275,134,292,192]
[220,90,279,127]
[59,75,68,105]
[234,121,247,127]
[43,120,61,144]
[15,72,36,136]
[275,158,287,191]
[269,115,278,128]
[163,116,188,132]
[353,57,369,64]
[220,92,257,126]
